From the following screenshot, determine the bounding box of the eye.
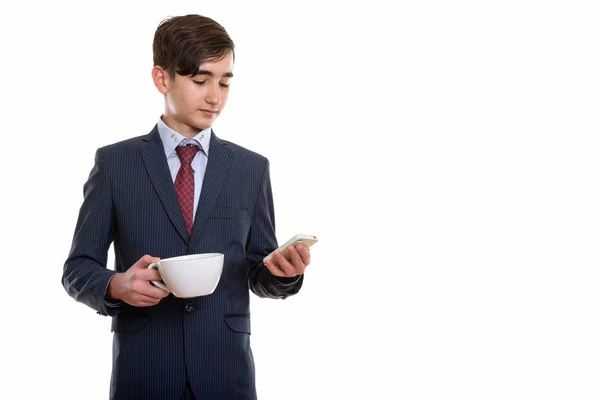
[220,82,230,88]
[192,80,206,85]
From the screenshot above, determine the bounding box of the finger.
[264,258,284,277]
[130,292,163,306]
[295,244,311,265]
[133,254,160,269]
[286,246,307,275]
[138,282,170,299]
[137,293,162,303]
[132,279,169,298]
[137,267,164,282]
[273,248,297,277]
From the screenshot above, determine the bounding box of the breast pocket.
[204,208,252,255]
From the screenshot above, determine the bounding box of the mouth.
[199,109,218,117]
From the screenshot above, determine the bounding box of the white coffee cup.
[147,253,224,298]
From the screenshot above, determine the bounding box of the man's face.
[162,52,234,137]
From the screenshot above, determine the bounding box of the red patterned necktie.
[175,145,200,235]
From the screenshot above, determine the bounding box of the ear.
[152,66,169,94]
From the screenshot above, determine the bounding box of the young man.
[62,14,311,400]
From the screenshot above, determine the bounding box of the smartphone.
[263,233,318,263]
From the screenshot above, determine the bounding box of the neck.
[161,115,206,139]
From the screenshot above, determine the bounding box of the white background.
[1,1,599,399]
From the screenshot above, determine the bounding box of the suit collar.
[140,126,189,242]
[141,126,232,244]
[189,131,232,245]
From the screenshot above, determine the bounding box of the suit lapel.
[140,127,189,243]
[189,132,232,245]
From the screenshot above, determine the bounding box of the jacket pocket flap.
[224,315,251,334]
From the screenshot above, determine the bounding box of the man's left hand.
[264,244,311,277]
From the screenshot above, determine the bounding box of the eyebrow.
[196,70,234,78]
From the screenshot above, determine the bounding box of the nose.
[205,82,221,106]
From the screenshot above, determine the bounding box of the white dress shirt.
[157,118,211,222]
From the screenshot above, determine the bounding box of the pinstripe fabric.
[62,126,304,399]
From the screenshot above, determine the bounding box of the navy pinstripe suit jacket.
[62,126,303,399]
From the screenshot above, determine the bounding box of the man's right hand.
[107,255,170,307]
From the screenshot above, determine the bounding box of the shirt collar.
[157,117,212,158]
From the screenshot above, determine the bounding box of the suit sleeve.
[246,158,304,299]
[62,148,121,316]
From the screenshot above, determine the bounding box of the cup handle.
[147,262,170,292]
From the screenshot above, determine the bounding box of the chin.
[193,118,216,131]
[188,123,211,132]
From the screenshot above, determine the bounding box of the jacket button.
[184,303,194,313]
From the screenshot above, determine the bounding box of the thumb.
[133,254,160,269]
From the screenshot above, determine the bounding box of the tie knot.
[176,145,199,165]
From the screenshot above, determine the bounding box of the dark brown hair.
[153,14,235,78]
